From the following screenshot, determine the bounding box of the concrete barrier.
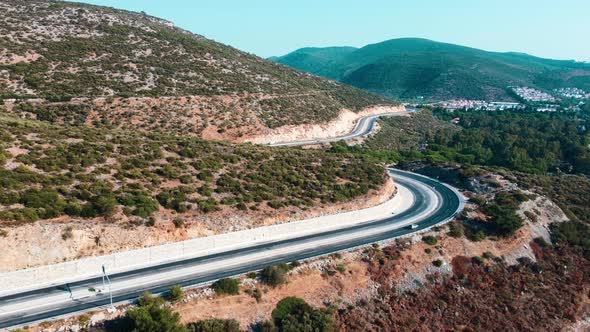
[0,184,409,294]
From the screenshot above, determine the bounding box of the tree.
[271,297,337,332]
[252,320,276,332]
[167,285,183,302]
[551,221,590,259]
[259,265,288,287]
[211,278,240,295]
[123,292,186,332]
[448,222,464,238]
[483,202,524,236]
[422,235,438,245]
[186,319,241,332]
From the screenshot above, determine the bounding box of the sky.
[74,0,589,61]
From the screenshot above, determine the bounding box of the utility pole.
[102,268,106,292]
[102,265,113,309]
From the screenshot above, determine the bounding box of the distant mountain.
[270,47,358,78]
[272,38,590,101]
[0,0,391,138]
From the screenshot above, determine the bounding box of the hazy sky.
[74,0,589,61]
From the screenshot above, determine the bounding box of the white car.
[410,224,419,229]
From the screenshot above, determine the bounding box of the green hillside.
[0,112,385,223]
[272,38,590,101]
[268,47,357,78]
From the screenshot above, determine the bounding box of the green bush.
[157,187,191,212]
[259,265,289,287]
[64,202,83,216]
[145,217,156,227]
[167,285,183,302]
[422,235,438,245]
[472,256,485,265]
[61,226,73,240]
[271,297,337,332]
[186,319,240,332]
[469,195,486,205]
[551,221,590,258]
[483,202,524,236]
[251,287,262,303]
[432,259,443,267]
[198,184,213,197]
[77,182,118,217]
[20,188,66,219]
[482,251,495,259]
[211,278,240,295]
[271,297,310,324]
[197,198,218,213]
[468,230,486,242]
[123,292,185,332]
[118,190,159,218]
[0,207,41,222]
[252,321,276,332]
[448,222,464,238]
[0,191,19,205]
[78,314,90,327]
[173,218,185,228]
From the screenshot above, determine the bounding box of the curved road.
[268,109,416,147]
[0,169,463,329]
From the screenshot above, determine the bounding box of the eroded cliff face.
[246,105,406,144]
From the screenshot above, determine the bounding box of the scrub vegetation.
[0,114,385,223]
[350,109,590,244]
[0,0,391,130]
[103,292,335,332]
[359,109,590,176]
[336,240,590,331]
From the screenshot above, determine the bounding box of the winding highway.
[268,108,416,147]
[0,169,464,329]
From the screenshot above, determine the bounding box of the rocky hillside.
[0,111,385,225]
[273,38,590,101]
[337,243,590,331]
[0,111,393,270]
[0,0,392,138]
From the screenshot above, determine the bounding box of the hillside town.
[511,86,557,102]
[554,87,590,99]
[430,100,524,111]
[429,86,589,112]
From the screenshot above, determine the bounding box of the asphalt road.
[0,169,463,329]
[268,109,416,147]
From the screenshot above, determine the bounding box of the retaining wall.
[1,185,408,294]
